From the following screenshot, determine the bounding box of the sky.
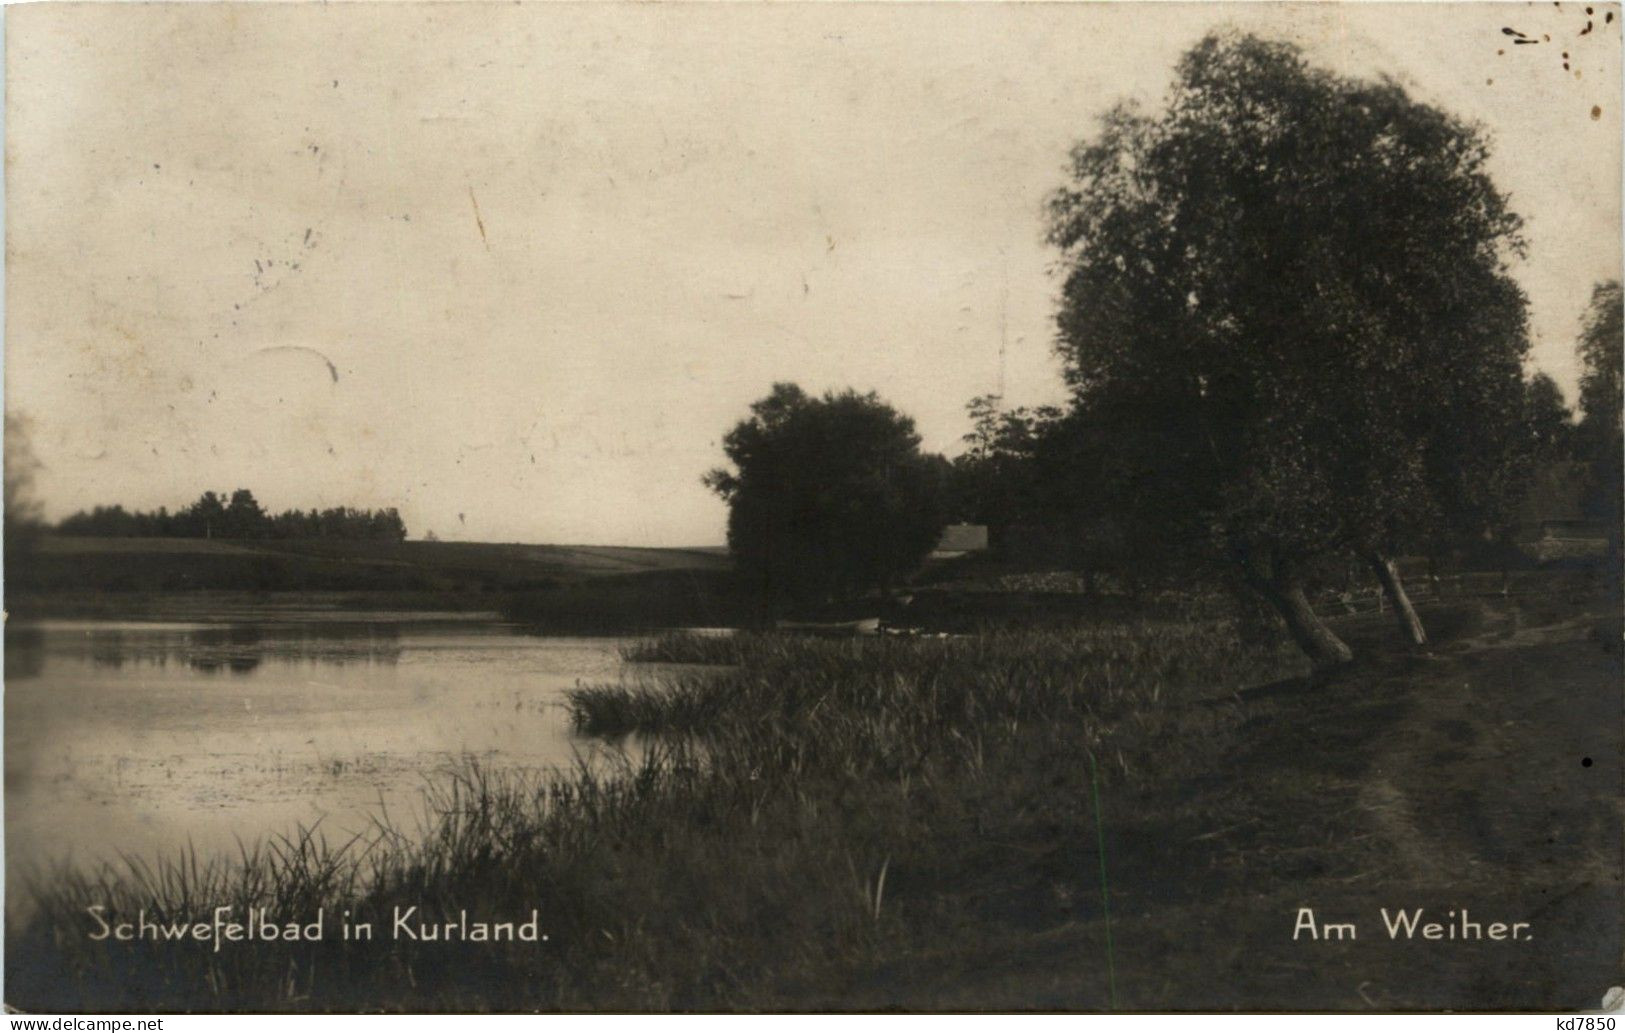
[6,2,1620,546]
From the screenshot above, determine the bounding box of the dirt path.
[831,592,1623,1011]
[1164,596,1625,1010]
[1342,607,1624,1009]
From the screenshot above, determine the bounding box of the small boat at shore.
[773,616,882,636]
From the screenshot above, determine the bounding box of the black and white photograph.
[3,0,1622,1014]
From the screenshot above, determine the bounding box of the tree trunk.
[1239,557,1354,670]
[1270,581,1355,669]
[1366,551,1427,647]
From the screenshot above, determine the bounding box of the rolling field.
[6,536,735,620]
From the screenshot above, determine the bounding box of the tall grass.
[10,618,1303,1011]
[618,630,757,665]
[594,622,1294,741]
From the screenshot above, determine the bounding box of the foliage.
[705,383,949,604]
[4,413,45,537]
[1575,280,1623,544]
[1523,373,1576,462]
[56,490,408,541]
[1044,32,1532,658]
[1577,281,1623,444]
[948,396,1136,576]
[950,396,1062,532]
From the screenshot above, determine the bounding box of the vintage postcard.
[3,1,1621,1014]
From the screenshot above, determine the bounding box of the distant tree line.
[55,489,408,541]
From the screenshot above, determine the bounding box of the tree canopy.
[1523,373,1576,463]
[1577,281,1623,451]
[1045,32,1533,665]
[4,413,43,538]
[705,383,948,605]
[950,395,1064,536]
[1576,280,1623,551]
[56,490,409,541]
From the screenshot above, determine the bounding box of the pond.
[3,612,656,911]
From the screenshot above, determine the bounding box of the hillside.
[4,536,734,620]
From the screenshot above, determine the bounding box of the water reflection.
[4,625,44,680]
[7,620,407,676]
[5,615,642,914]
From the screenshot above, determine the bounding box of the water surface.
[5,613,646,906]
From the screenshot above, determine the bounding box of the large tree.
[1576,280,1623,558]
[705,383,948,605]
[4,413,43,538]
[1524,373,1577,462]
[4,413,45,572]
[951,395,1065,537]
[1046,32,1532,666]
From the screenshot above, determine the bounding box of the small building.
[931,523,989,560]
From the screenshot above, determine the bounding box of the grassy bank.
[10,576,1618,1011]
[8,615,1299,1011]
[497,569,761,633]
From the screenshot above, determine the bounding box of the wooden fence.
[1317,568,1600,618]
